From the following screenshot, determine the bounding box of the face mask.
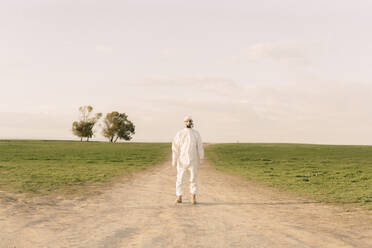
[186,120,193,128]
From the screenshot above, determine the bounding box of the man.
[172,116,204,205]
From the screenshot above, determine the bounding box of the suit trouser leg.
[189,165,198,195]
[176,166,186,196]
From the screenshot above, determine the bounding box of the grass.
[206,143,372,209]
[0,140,170,196]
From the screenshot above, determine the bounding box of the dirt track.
[0,159,371,248]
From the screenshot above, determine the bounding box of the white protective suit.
[172,127,204,196]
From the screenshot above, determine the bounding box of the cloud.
[0,112,72,130]
[235,41,312,65]
[237,80,372,123]
[132,76,372,131]
[136,76,237,87]
[134,76,240,96]
[94,45,113,54]
[0,111,75,140]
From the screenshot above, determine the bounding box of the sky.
[1,0,372,144]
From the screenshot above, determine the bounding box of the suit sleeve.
[197,132,204,161]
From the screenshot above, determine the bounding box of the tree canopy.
[102,111,135,143]
[72,106,102,141]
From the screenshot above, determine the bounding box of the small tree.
[102,111,135,142]
[72,106,102,141]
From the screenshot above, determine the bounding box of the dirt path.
[0,159,371,248]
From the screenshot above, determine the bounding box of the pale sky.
[1,0,372,144]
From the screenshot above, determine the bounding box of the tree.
[102,111,135,143]
[72,106,102,141]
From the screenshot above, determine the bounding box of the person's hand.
[172,161,176,167]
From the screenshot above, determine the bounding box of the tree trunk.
[114,136,119,143]
[80,137,83,142]
[87,137,89,142]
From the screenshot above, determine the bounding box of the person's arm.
[197,132,204,164]
[172,134,179,167]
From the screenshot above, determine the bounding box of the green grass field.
[206,143,372,209]
[0,140,170,196]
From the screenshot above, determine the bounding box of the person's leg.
[176,166,186,198]
[189,165,198,204]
